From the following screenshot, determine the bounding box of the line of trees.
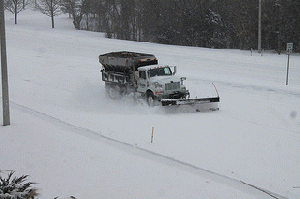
[59,0,299,52]
[4,0,300,52]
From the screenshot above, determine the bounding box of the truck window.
[139,71,146,79]
[149,67,172,77]
[164,67,172,75]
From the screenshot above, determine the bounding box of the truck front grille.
[165,82,180,91]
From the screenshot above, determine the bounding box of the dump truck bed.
[99,51,158,72]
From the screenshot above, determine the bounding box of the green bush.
[0,170,39,199]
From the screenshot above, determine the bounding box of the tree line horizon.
[5,0,300,53]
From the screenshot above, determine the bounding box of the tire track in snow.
[11,101,287,199]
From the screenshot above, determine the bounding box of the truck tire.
[105,83,121,99]
[146,92,155,107]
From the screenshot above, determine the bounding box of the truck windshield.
[149,67,172,77]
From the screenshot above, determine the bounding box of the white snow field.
[1,9,300,199]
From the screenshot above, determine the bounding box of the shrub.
[0,170,39,199]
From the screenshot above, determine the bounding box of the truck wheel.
[108,85,121,99]
[146,92,155,107]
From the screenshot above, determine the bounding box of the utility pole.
[0,0,10,126]
[258,0,262,53]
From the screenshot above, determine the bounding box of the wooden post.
[151,127,154,143]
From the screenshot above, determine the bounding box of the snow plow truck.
[99,51,219,112]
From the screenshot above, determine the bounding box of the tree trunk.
[51,15,54,28]
[14,8,17,24]
[51,3,54,28]
[73,15,82,30]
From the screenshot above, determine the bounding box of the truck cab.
[136,65,189,105]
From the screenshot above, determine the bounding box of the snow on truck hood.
[150,75,181,84]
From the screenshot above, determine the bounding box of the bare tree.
[35,0,61,28]
[61,0,89,30]
[4,0,27,24]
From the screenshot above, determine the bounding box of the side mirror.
[173,66,177,75]
[180,77,186,85]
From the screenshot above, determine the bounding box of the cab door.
[137,70,147,93]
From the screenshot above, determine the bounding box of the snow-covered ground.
[1,9,300,199]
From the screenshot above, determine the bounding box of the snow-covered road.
[1,9,300,198]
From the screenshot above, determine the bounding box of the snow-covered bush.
[0,170,39,199]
